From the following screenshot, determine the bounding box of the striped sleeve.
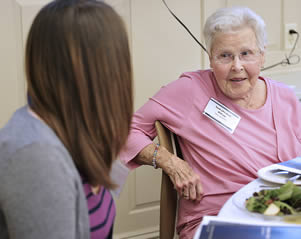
[82,181,116,239]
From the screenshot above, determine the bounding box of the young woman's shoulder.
[1,143,80,193]
[0,143,90,238]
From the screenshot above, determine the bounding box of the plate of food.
[233,181,301,223]
[258,158,301,185]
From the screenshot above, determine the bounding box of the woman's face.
[209,27,265,101]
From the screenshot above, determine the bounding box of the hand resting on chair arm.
[134,143,203,201]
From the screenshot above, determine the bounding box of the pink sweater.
[119,69,301,238]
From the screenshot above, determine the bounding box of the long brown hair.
[25,0,133,188]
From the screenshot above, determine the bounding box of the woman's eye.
[241,50,252,56]
[220,53,231,58]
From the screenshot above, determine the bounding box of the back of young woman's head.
[203,6,267,53]
[26,0,133,188]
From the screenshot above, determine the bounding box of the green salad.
[246,181,301,216]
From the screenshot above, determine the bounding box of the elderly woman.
[120,6,301,239]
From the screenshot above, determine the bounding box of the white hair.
[203,7,267,54]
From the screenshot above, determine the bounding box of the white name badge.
[203,98,241,134]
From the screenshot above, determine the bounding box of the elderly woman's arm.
[120,75,203,201]
[134,143,203,201]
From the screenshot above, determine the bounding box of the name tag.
[203,98,241,134]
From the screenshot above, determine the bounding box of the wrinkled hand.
[162,154,203,201]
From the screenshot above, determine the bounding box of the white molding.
[129,205,159,216]
[12,0,51,105]
[114,226,159,239]
[12,0,25,105]
[15,0,51,6]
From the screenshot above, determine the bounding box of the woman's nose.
[231,56,244,72]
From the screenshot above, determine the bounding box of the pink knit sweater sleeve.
[119,73,196,169]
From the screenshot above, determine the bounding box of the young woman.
[0,0,133,238]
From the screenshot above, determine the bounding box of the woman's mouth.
[230,78,246,82]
